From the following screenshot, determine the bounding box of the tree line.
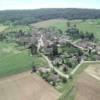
[66,27,95,41]
[0,8,100,25]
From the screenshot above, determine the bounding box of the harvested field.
[75,72,100,100]
[0,71,60,100]
[85,64,100,80]
[33,19,67,28]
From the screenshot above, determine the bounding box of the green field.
[33,19,100,41]
[3,25,32,33]
[1,19,100,41]
[54,20,100,35]
[0,42,47,78]
[0,24,32,34]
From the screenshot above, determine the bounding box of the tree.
[80,32,85,39]
[66,22,71,27]
[88,49,92,54]
[0,34,6,41]
[52,43,58,56]
[85,32,95,41]
[31,65,37,73]
[58,29,63,34]
[89,33,95,41]
[73,24,77,28]
[66,27,80,37]
[1,9,100,25]
[42,72,50,81]
[78,50,83,56]
[56,62,60,68]
[52,81,56,86]
[66,61,73,68]
[16,30,24,38]
[28,43,37,55]
[63,67,68,73]
[77,57,81,63]
[62,77,67,83]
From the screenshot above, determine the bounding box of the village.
[0,4,100,100]
[16,26,100,89]
[0,20,98,90]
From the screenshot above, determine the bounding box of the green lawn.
[0,42,47,78]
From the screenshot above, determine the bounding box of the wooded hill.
[0,8,100,25]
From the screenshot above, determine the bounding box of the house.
[37,67,51,73]
[96,45,100,55]
[59,64,69,72]
[49,74,61,82]
[52,57,63,65]
[76,40,96,50]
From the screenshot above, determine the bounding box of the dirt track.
[0,72,60,100]
[75,72,100,100]
[85,64,100,80]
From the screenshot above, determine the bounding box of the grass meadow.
[0,42,47,78]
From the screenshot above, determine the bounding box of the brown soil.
[75,72,100,100]
[0,71,60,100]
[85,64,100,80]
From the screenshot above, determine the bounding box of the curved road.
[37,35,100,80]
[40,53,69,79]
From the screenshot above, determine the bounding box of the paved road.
[38,48,100,80]
[40,52,100,79]
[70,60,100,75]
[70,60,84,75]
[59,39,87,51]
[84,60,100,63]
[37,36,100,79]
[40,53,69,79]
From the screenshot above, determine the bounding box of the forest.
[1,8,100,25]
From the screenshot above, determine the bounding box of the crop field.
[0,24,8,32]
[75,72,100,100]
[4,25,31,33]
[0,24,32,34]
[33,19,100,41]
[75,63,100,100]
[0,42,47,78]
[85,64,100,80]
[59,62,100,100]
[33,19,67,29]
[0,71,60,100]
